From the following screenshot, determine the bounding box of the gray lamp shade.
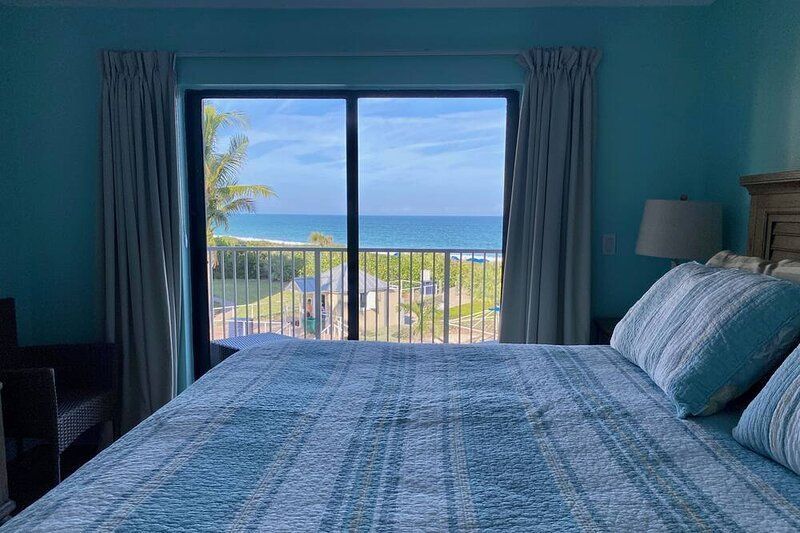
[636,199,723,261]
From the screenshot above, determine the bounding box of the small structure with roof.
[283,264,398,338]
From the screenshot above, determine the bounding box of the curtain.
[101,51,181,431]
[499,47,601,345]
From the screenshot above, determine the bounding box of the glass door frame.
[184,89,520,379]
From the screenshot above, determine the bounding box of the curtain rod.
[176,49,522,59]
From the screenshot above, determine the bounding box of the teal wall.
[0,2,792,350]
[704,0,800,251]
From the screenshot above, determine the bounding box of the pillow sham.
[772,258,800,284]
[707,250,800,284]
[611,262,800,418]
[733,343,800,476]
[706,250,773,275]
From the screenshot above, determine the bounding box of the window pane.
[358,97,507,343]
[203,98,348,344]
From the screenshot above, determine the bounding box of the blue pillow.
[734,344,800,475]
[611,262,800,417]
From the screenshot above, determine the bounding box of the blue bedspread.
[6,340,800,532]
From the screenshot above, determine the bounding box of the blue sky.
[207,97,507,216]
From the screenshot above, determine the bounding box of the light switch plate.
[602,233,616,256]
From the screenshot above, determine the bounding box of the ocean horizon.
[219,213,503,249]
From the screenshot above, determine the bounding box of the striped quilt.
[6,340,800,532]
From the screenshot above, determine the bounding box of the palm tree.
[204,104,275,242]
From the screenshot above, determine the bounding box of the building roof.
[288,263,389,294]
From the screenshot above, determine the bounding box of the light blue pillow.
[734,344,800,475]
[611,262,800,418]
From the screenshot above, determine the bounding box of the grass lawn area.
[210,279,286,317]
[210,279,284,304]
[449,298,497,319]
[211,279,321,319]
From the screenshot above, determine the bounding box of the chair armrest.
[0,368,58,442]
[18,343,119,392]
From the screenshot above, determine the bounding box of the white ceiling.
[0,0,716,8]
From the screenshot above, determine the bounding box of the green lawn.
[211,277,336,321]
[210,279,294,319]
[210,279,283,305]
[449,298,497,319]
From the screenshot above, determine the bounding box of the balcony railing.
[207,246,503,344]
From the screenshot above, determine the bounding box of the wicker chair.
[0,298,118,496]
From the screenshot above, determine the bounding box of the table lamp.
[636,195,722,268]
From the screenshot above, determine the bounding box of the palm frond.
[220,197,256,214]
[203,104,275,243]
[203,105,248,156]
[214,135,250,187]
[220,184,276,200]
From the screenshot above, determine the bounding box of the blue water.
[220,214,502,249]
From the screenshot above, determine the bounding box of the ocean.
[220,214,503,249]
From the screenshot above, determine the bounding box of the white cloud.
[209,99,506,216]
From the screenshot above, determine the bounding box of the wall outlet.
[602,233,616,256]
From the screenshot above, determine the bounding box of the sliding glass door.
[199,97,348,346]
[185,90,518,376]
[357,97,509,343]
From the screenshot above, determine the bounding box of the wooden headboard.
[741,170,800,261]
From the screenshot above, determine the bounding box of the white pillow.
[706,250,800,284]
[706,250,772,274]
[771,259,800,284]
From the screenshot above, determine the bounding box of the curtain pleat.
[500,47,600,345]
[101,51,181,431]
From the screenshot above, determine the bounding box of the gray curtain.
[101,51,181,431]
[499,47,600,345]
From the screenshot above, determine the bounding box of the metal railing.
[207,246,503,344]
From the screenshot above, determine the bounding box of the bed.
[5,172,800,532]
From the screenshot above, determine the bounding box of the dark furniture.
[210,332,292,366]
[0,298,118,506]
[591,317,621,345]
[0,383,15,523]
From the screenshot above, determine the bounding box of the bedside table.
[591,317,621,345]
